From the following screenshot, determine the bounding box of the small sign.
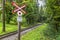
[17,11,22,22]
[17,16,22,22]
[17,11,22,16]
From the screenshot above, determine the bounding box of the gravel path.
[1,24,41,40]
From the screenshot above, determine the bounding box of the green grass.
[21,23,48,40]
[0,22,26,35]
[21,23,60,40]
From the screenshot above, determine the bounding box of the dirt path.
[1,24,41,40]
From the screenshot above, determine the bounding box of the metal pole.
[17,2,22,40]
[17,11,22,40]
[18,22,21,40]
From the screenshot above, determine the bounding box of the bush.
[5,2,13,24]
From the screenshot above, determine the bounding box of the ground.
[21,23,48,40]
[0,22,26,35]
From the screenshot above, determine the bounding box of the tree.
[2,0,5,32]
[16,0,22,3]
[4,0,14,24]
[22,0,39,25]
[38,6,46,22]
[46,0,60,32]
[5,2,13,24]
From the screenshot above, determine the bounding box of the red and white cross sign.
[12,2,26,14]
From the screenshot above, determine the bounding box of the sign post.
[17,11,22,40]
[18,21,21,40]
[12,2,26,40]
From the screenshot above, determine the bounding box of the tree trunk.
[2,0,5,32]
[55,23,58,32]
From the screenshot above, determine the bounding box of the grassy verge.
[21,23,48,40]
[0,22,26,35]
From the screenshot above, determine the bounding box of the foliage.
[0,10,2,20]
[5,2,13,23]
[22,0,39,25]
[46,0,60,31]
[0,22,17,35]
[45,0,60,40]
[38,6,47,23]
[21,24,56,40]
[0,22,26,35]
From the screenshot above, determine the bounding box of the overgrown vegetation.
[45,0,60,40]
[0,22,26,35]
[46,0,60,32]
[21,24,57,40]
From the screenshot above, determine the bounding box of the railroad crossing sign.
[12,2,26,40]
[12,2,26,14]
[12,2,26,22]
